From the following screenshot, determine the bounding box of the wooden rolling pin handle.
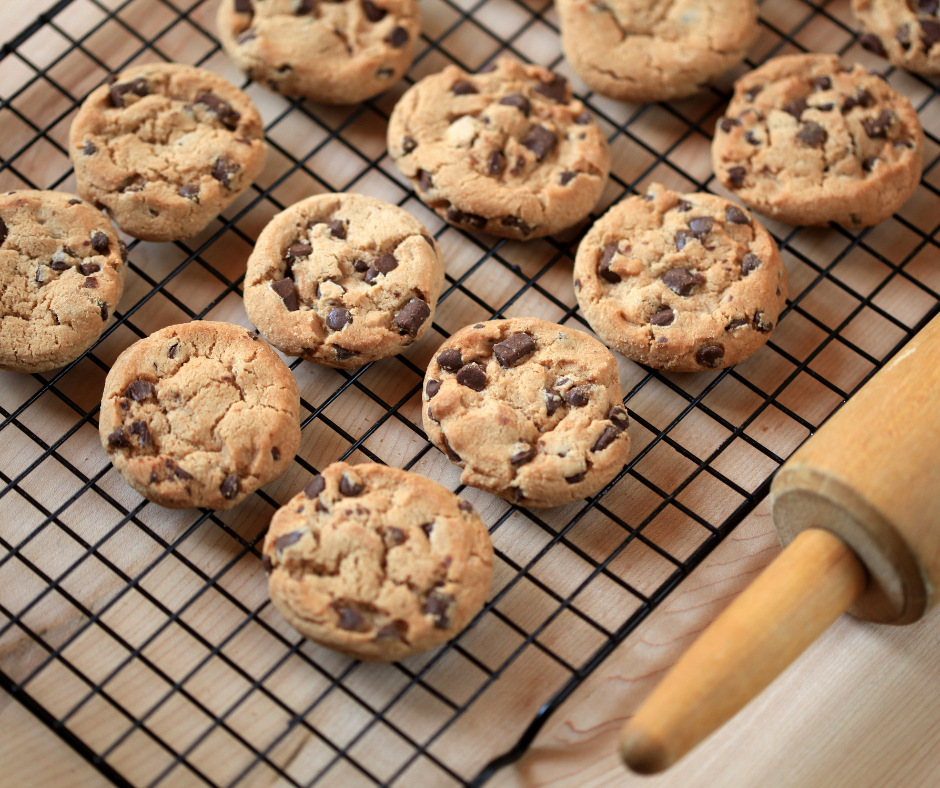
[619,528,868,774]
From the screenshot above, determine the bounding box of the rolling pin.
[619,310,940,774]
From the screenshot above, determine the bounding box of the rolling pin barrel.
[620,311,940,774]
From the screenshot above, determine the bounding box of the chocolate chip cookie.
[70,63,267,242]
[387,58,610,239]
[263,462,494,661]
[854,0,940,75]
[0,190,126,373]
[423,318,631,508]
[557,0,758,103]
[244,193,444,368]
[217,0,420,104]
[574,184,787,372]
[712,54,924,227]
[99,321,301,510]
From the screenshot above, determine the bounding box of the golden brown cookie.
[0,190,126,373]
[854,0,940,76]
[263,462,494,662]
[70,63,266,242]
[712,54,924,227]
[387,58,610,239]
[423,318,631,508]
[574,184,787,371]
[217,0,420,104]
[243,193,444,368]
[99,321,300,510]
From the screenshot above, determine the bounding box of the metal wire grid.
[0,0,939,785]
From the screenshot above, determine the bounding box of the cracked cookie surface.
[387,58,610,240]
[99,321,301,510]
[70,63,266,242]
[853,0,940,76]
[263,461,494,662]
[423,318,631,508]
[574,184,787,371]
[0,190,126,373]
[244,193,444,368]
[557,0,758,103]
[217,0,420,104]
[712,54,924,227]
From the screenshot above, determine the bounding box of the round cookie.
[557,0,758,103]
[244,193,444,368]
[0,190,126,373]
[70,63,267,242]
[853,0,940,76]
[712,54,924,227]
[217,0,420,104]
[387,57,610,240]
[99,321,301,510]
[263,462,494,661]
[574,184,787,372]
[423,318,631,508]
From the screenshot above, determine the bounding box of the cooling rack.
[2,0,940,786]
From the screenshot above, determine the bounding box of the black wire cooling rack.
[2,0,940,786]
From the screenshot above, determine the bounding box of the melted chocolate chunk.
[109,77,148,108]
[417,169,433,191]
[326,219,346,239]
[696,345,724,368]
[501,216,532,235]
[446,206,486,228]
[545,390,562,416]
[424,590,454,628]
[275,531,303,553]
[271,278,299,311]
[195,92,241,129]
[108,428,130,448]
[83,141,97,155]
[663,268,705,296]
[675,229,694,251]
[129,420,151,447]
[334,600,369,631]
[862,156,880,172]
[741,253,761,275]
[271,447,280,461]
[677,200,693,212]
[179,184,199,200]
[452,79,478,95]
[493,332,536,368]
[564,387,590,407]
[235,0,253,12]
[511,446,536,466]
[535,74,567,103]
[458,500,474,513]
[441,433,461,462]
[592,425,621,452]
[220,474,240,499]
[339,472,365,496]
[488,150,506,176]
[726,205,750,224]
[437,348,463,372]
[565,471,586,484]
[608,405,629,431]
[726,318,749,331]
[426,379,441,398]
[559,171,577,186]
[688,216,714,237]
[212,155,240,187]
[814,76,832,91]
[385,527,406,546]
[797,122,827,147]
[783,97,808,120]
[727,166,747,187]
[754,311,774,333]
[168,343,179,359]
[859,33,887,57]
[598,243,621,283]
[326,308,351,330]
[456,362,487,390]
[744,85,763,101]
[718,116,740,133]
[394,297,430,335]
[83,276,98,289]
[80,263,100,275]
[924,19,940,47]
[305,475,326,498]
[386,26,408,47]
[125,380,155,401]
[919,0,939,12]
[362,0,386,22]
[499,93,531,115]
[522,126,557,160]
[650,307,675,327]
[91,230,110,254]
[376,620,409,641]
[862,109,895,138]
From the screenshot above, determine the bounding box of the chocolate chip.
[50,254,72,271]
[488,150,506,175]
[334,600,369,631]
[696,345,724,368]
[797,122,828,147]
[68,199,81,205]
[677,200,693,212]
[510,155,525,175]
[424,590,454,629]
[897,23,913,49]
[727,167,747,187]
[376,620,409,640]
[385,26,408,47]
[271,447,280,461]
[339,472,365,496]
[212,155,240,187]
[119,241,128,263]
[271,278,299,311]
[195,91,241,129]
[80,263,100,275]
[493,332,536,368]
[83,141,97,155]
[394,297,430,336]
[362,0,386,21]
[107,428,130,448]
[862,109,895,138]
[91,230,110,254]
[726,205,750,225]
[726,318,749,331]
[784,98,808,120]
[741,253,761,275]
[499,93,531,115]
[385,527,406,546]
[83,277,98,288]
[608,405,629,431]
[565,471,586,484]
[718,116,739,133]
[109,77,148,108]
[754,311,774,333]
[919,0,939,12]
[744,85,763,101]
[862,156,880,172]
[442,433,461,462]
[100,304,108,321]
[417,169,433,191]
[178,184,199,200]
[923,19,940,46]
[650,307,675,326]
[437,348,462,372]
[598,243,621,283]
[674,229,694,251]
[125,380,155,401]
[501,216,533,235]
[689,216,714,237]
[426,379,441,398]
[402,135,417,154]
[814,76,832,91]
[535,74,567,103]
[218,474,239,499]
[458,500,474,514]
[859,33,887,57]
[301,475,326,500]
[592,425,621,453]
[287,241,311,260]
[559,171,577,186]
[446,206,486,228]
[323,219,346,239]
[168,343,179,359]
[663,268,705,296]
[326,308,351,330]
[275,531,303,553]
[452,80,478,95]
[295,0,314,12]
[456,362,486,390]
[511,446,536,466]
[575,110,593,124]
[522,126,557,160]
[129,420,151,447]
[546,390,562,416]
[235,0,253,11]
[564,387,590,407]
[817,103,834,112]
